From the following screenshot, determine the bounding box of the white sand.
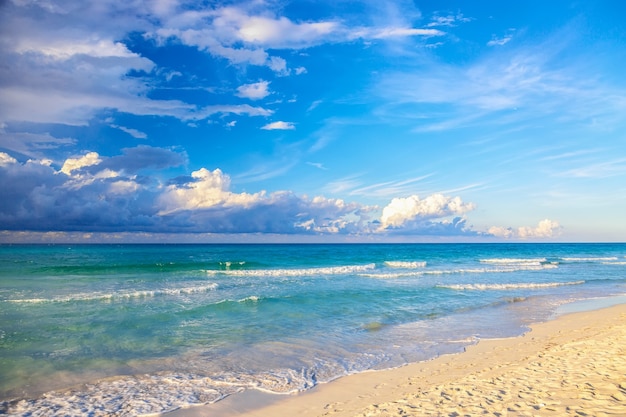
[167,303,626,417]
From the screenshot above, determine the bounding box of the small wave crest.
[479,258,547,266]
[384,261,427,269]
[561,257,619,262]
[205,263,376,277]
[6,283,219,304]
[219,261,247,270]
[438,280,585,291]
[361,263,557,279]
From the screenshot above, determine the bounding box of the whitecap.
[6,283,219,304]
[205,264,376,277]
[438,280,585,291]
[383,261,427,269]
[562,257,619,262]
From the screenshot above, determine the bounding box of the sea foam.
[438,280,585,291]
[384,261,427,268]
[205,263,376,277]
[6,282,219,304]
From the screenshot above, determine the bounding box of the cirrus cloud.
[261,121,296,130]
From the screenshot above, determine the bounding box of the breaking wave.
[205,264,376,277]
[384,261,427,268]
[479,258,548,266]
[561,257,619,262]
[438,280,585,291]
[361,263,557,279]
[6,283,219,304]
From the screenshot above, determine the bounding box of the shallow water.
[1,243,625,415]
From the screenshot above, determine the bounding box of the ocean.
[1,243,625,416]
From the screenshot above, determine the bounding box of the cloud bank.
[0,148,559,241]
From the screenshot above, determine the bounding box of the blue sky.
[1,0,625,243]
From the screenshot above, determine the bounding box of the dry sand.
[168,303,626,417]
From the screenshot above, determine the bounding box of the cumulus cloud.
[156,168,370,234]
[0,152,18,166]
[488,219,562,239]
[0,149,370,235]
[380,194,475,230]
[0,146,194,231]
[158,168,265,215]
[261,121,296,130]
[61,152,102,175]
[236,81,271,100]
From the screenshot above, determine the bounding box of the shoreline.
[164,299,626,417]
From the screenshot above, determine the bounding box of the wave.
[6,283,219,304]
[438,280,585,291]
[562,257,619,261]
[361,263,558,279]
[219,261,247,270]
[602,261,626,265]
[205,263,376,277]
[479,258,547,266]
[384,261,427,268]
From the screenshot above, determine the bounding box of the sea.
[1,243,625,416]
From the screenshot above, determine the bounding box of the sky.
[1,0,625,243]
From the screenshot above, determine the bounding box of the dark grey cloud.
[0,150,371,235]
[99,145,187,174]
[379,216,479,236]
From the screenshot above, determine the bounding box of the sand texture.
[171,304,626,417]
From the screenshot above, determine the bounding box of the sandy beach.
[168,302,626,417]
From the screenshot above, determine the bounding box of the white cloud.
[111,125,148,139]
[236,14,338,46]
[0,152,18,166]
[489,219,562,239]
[487,30,516,47]
[380,194,475,229]
[0,2,280,126]
[15,38,140,60]
[152,4,447,73]
[60,152,102,175]
[236,81,271,100]
[195,104,273,119]
[518,219,562,238]
[356,27,443,39]
[487,36,513,47]
[307,162,327,170]
[158,168,264,215]
[261,121,296,130]
[427,13,472,28]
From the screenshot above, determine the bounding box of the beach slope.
[173,303,626,417]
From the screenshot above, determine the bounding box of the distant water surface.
[1,243,625,415]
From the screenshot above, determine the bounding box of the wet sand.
[166,302,626,417]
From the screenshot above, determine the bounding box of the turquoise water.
[1,243,625,415]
